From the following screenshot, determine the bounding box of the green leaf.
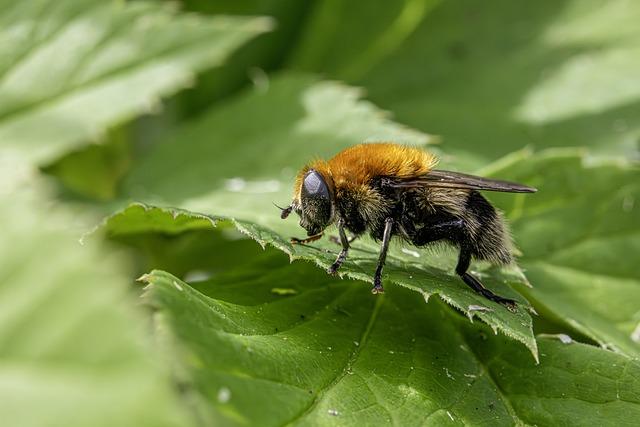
[287,0,441,81]
[41,131,132,201]
[122,73,432,204]
[141,250,640,426]
[104,203,537,359]
[174,0,312,115]
[100,74,536,356]
[0,0,272,164]
[0,182,193,426]
[299,0,640,159]
[478,148,640,358]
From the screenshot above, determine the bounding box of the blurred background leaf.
[361,0,640,160]
[0,172,194,427]
[290,0,640,161]
[0,0,271,165]
[287,0,441,82]
[172,0,312,116]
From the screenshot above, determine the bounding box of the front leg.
[291,233,323,245]
[328,219,349,274]
[372,218,394,294]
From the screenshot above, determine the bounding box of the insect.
[278,142,536,307]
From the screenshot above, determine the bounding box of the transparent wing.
[389,169,537,193]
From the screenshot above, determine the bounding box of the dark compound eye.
[300,169,332,232]
[302,170,330,200]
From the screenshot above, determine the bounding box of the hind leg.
[455,248,516,307]
[410,218,516,307]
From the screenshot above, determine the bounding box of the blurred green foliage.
[1,0,639,426]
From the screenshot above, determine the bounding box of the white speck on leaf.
[225,178,246,192]
[225,178,281,193]
[217,387,231,403]
[444,367,455,380]
[630,323,640,343]
[353,341,359,346]
[538,334,573,344]
[172,280,183,291]
[270,287,298,296]
[328,409,339,416]
[184,270,211,282]
[557,334,572,344]
[467,305,493,321]
[447,411,454,421]
[401,247,420,257]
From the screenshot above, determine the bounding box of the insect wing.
[391,169,537,193]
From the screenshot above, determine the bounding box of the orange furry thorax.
[294,143,438,200]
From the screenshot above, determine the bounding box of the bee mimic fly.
[278,143,536,307]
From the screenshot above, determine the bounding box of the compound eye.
[300,169,332,230]
[302,170,329,200]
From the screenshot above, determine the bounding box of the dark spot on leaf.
[448,41,468,60]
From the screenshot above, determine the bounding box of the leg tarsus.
[372,274,385,294]
[456,247,517,309]
[291,233,323,245]
[460,272,517,308]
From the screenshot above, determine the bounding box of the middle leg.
[372,218,394,294]
[409,217,516,307]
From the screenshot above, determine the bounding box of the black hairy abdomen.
[465,191,512,264]
[401,189,511,265]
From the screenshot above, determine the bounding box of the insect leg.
[290,233,324,244]
[329,234,358,246]
[328,219,350,274]
[455,249,516,307]
[372,218,394,294]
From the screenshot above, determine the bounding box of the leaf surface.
[0,178,193,426]
[142,249,640,426]
[0,0,271,164]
